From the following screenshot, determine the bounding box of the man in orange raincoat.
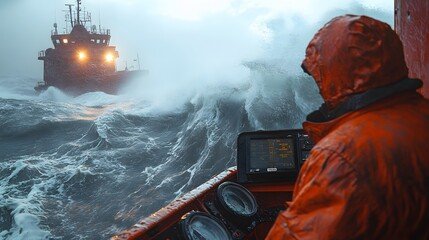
[266,15,429,239]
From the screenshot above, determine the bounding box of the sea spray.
[0,1,392,238]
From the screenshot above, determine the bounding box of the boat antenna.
[76,0,82,25]
[98,8,101,33]
[53,6,58,35]
[65,4,74,27]
[135,53,141,70]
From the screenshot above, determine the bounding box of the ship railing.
[38,50,46,58]
[51,29,59,35]
[49,27,110,36]
[90,28,110,36]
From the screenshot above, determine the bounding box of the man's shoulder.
[311,112,394,166]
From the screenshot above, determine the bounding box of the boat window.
[63,39,68,44]
[56,39,60,44]
[96,39,101,44]
[102,39,106,44]
[91,39,95,43]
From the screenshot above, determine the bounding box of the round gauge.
[180,211,232,240]
[216,181,258,218]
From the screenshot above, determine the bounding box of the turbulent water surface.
[0,66,321,239]
[0,0,394,237]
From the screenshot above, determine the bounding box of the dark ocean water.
[0,65,321,239]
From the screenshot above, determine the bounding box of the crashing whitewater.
[0,3,392,238]
[0,65,321,239]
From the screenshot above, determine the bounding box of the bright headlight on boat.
[105,53,114,62]
[78,51,86,61]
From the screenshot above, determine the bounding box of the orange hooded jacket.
[266,15,429,239]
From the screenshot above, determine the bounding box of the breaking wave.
[0,59,321,238]
[0,3,391,239]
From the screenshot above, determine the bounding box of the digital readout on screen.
[249,138,295,171]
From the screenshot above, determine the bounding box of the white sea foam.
[38,87,72,102]
[72,91,120,107]
[0,160,51,240]
[0,1,392,239]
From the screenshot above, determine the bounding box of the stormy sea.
[0,63,322,239]
[0,0,393,236]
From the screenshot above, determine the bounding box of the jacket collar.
[303,78,423,143]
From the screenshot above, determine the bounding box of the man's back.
[308,91,429,239]
[266,14,429,239]
[267,92,429,240]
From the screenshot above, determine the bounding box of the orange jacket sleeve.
[266,147,358,240]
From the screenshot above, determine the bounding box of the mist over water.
[0,1,392,239]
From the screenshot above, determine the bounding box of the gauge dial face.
[222,186,257,216]
[182,212,231,240]
[218,182,258,217]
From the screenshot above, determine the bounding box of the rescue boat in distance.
[36,0,145,95]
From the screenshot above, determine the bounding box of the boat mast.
[65,4,74,27]
[136,53,141,70]
[76,0,81,25]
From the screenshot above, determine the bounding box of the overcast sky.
[0,0,393,79]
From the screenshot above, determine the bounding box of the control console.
[237,129,314,183]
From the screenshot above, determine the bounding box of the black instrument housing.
[237,129,314,183]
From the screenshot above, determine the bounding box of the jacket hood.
[302,15,408,110]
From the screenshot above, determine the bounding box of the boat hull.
[35,70,146,95]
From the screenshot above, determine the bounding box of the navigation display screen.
[249,138,295,172]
